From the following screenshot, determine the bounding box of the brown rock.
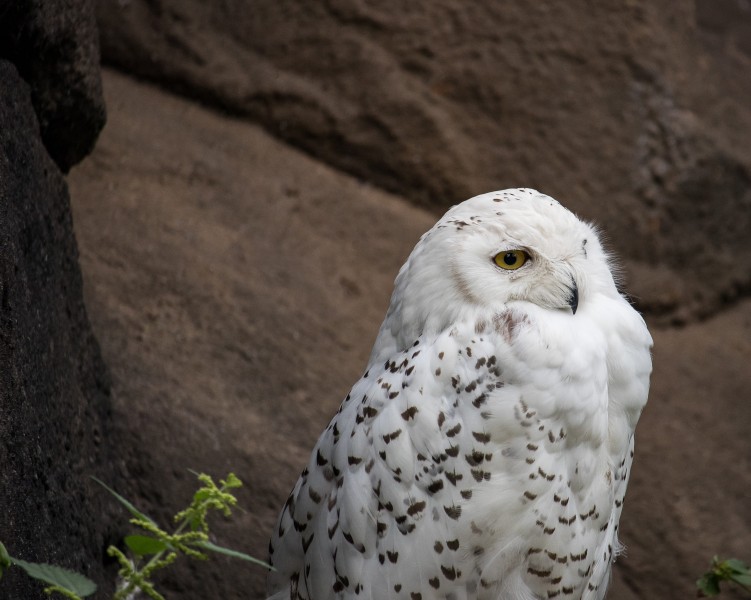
[96,0,751,323]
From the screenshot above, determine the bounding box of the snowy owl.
[267,188,652,600]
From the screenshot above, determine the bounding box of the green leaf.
[190,491,211,508]
[193,541,274,570]
[697,574,721,596]
[222,473,242,489]
[11,559,96,597]
[724,558,749,573]
[124,535,168,557]
[189,515,202,532]
[729,572,751,587]
[0,541,11,577]
[90,477,156,526]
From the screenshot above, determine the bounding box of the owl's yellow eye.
[493,250,529,270]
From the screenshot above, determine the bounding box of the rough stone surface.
[0,61,115,599]
[0,0,106,172]
[96,0,751,324]
[69,69,751,600]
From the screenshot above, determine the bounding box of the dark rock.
[0,0,106,172]
[0,60,115,599]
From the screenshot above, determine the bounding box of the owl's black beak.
[568,281,579,315]
[568,277,579,314]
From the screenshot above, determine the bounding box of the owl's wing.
[584,301,652,600]
[267,324,504,599]
[576,432,636,600]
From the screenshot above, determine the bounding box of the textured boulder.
[0,61,114,598]
[0,0,106,172]
[96,0,751,324]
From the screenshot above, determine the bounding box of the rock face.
[0,0,106,172]
[96,0,751,325]
[68,70,751,600]
[0,10,113,599]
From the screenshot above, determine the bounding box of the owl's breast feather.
[455,298,650,598]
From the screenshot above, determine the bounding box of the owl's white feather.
[267,189,652,600]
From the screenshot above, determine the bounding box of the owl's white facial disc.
[373,188,618,362]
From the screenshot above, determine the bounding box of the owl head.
[369,189,620,364]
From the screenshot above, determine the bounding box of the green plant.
[698,556,751,597]
[0,472,270,599]
[0,541,96,599]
